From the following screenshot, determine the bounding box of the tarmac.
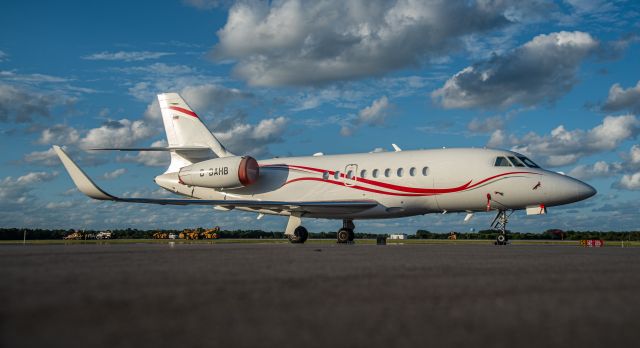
[1,242,639,348]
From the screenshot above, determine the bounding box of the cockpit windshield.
[517,156,540,168]
[494,155,541,168]
[507,156,525,167]
[494,157,512,167]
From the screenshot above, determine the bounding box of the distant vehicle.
[389,234,407,240]
[168,233,177,239]
[63,231,84,240]
[54,93,597,245]
[96,231,112,239]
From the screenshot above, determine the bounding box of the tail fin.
[158,93,234,172]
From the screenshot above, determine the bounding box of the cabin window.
[360,169,367,178]
[507,156,525,167]
[397,168,404,177]
[422,167,429,176]
[409,167,416,176]
[494,157,512,167]
[346,170,354,179]
[322,171,329,180]
[518,156,540,168]
[384,168,391,177]
[334,171,340,180]
[372,169,379,178]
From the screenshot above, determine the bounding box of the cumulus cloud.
[568,161,622,180]
[468,115,509,134]
[492,115,640,167]
[25,119,157,166]
[118,140,170,167]
[340,96,393,136]
[212,0,553,86]
[79,119,156,149]
[142,84,253,121]
[102,168,127,180]
[0,84,59,122]
[602,80,640,114]
[0,171,58,209]
[82,51,174,62]
[214,116,289,156]
[615,173,640,190]
[23,148,60,167]
[432,31,598,109]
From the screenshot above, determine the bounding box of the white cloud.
[0,84,60,122]
[46,201,74,209]
[23,148,60,166]
[0,171,58,209]
[568,161,621,180]
[630,144,640,164]
[212,0,550,86]
[82,51,174,62]
[102,168,127,180]
[487,129,507,148]
[341,96,393,136]
[79,119,156,149]
[118,140,170,167]
[432,31,598,109]
[38,124,81,145]
[615,172,640,190]
[468,115,508,134]
[499,115,640,167]
[214,116,288,156]
[357,96,391,126]
[602,80,640,114]
[0,50,8,62]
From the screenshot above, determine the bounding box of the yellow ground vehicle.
[63,231,84,240]
[203,227,220,239]
[153,232,169,239]
[179,227,221,240]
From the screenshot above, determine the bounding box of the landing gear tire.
[288,226,308,244]
[337,228,352,244]
[496,234,507,245]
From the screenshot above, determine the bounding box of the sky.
[1,0,639,233]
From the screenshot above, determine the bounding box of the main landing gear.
[491,210,512,245]
[285,216,355,244]
[336,219,355,244]
[285,215,308,244]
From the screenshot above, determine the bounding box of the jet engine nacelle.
[178,156,259,189]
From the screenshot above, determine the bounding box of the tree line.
[0,228,639,241]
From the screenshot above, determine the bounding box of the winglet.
[53,146,115,201]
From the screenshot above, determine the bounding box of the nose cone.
[576,181,597,202]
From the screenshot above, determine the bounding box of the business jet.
[53,93,596,245]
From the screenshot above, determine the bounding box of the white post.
[23,229,26,245]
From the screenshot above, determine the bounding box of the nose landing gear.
[491,210,512,245]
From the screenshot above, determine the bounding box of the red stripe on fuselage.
[169,106,198,118]
[263,164,535,195]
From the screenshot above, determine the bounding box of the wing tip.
[53,145,115,201]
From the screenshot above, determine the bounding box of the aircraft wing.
[53,146,378,215]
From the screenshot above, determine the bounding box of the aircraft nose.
[575,181,597,201]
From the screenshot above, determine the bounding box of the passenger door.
[343,164,358,187]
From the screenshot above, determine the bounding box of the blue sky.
[1,0,639,233]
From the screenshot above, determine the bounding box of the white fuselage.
[155,148,595,220]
